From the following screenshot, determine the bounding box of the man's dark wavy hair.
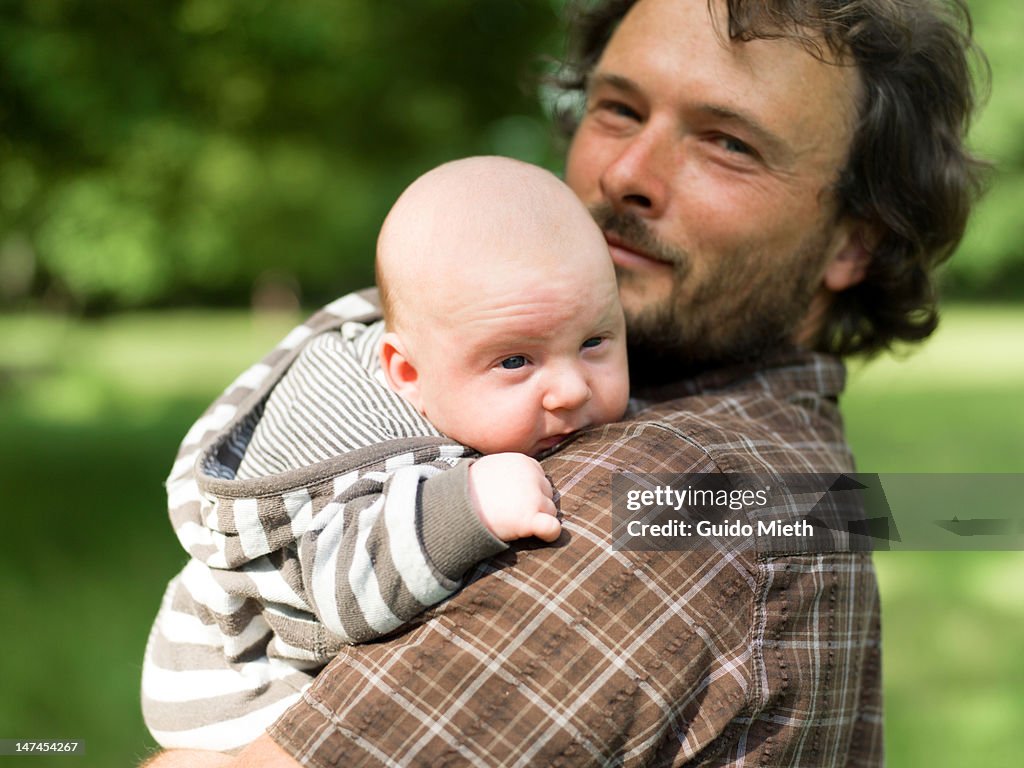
[551,0,989,357]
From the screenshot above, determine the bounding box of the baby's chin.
[463,430,582,458]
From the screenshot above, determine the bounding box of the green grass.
[0,310,303,768]
[842,305,1024,767]
[0,305,1021,766]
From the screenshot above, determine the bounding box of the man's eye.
[717,135,755,156]
[581,337,604,349]
[595,100,640,121]
[500,355,528,370]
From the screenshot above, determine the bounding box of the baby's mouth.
[537,433,571,449]
[533,432,577,456]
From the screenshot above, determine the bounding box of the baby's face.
[411,257,629,457]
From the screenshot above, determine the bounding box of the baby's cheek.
[598,370,630,419]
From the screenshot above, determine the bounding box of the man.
[145,0,984,764]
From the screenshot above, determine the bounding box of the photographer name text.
[625,518,813,538]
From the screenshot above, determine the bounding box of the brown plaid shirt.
[269,351,883,767]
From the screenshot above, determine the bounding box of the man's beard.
[591,205,826,387]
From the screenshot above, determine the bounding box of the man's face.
[565,0,864,380]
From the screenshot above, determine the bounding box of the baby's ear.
[380,332,423,411]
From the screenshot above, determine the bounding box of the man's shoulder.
[632,385,822,443]
[547,362,853,478]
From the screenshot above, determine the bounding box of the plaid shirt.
[268,351,883,767]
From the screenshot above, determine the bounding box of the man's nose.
[598,123,671,218]
[542,367,592,413]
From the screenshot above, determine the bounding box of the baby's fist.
[468,453,561,543]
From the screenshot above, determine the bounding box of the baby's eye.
[500,355,528,370]
[581,337,604,349]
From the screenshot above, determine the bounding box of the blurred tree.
[0,0,564,310]
[0,0,1019,310]
[947,0,1024,300]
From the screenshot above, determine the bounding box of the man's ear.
[380,332,423,412]
[822,218,879,293]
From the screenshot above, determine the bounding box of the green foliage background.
[956,0,1024,297]
[2,0,1022,309]
[0,0,563,309]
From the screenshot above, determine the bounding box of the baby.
[142,157,629,752]
[378,154,633,539]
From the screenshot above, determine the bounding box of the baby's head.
[377,156,629,457]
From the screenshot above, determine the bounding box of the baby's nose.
[542,368,592,412]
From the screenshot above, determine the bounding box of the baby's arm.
[468,453,561,543]
[295,453,561,647]
[144,455,512,752]
[283,451,565,649]
[142,453,562,753]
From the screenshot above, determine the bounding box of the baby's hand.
[468,453,561,543]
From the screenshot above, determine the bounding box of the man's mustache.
[589,204,686,268]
